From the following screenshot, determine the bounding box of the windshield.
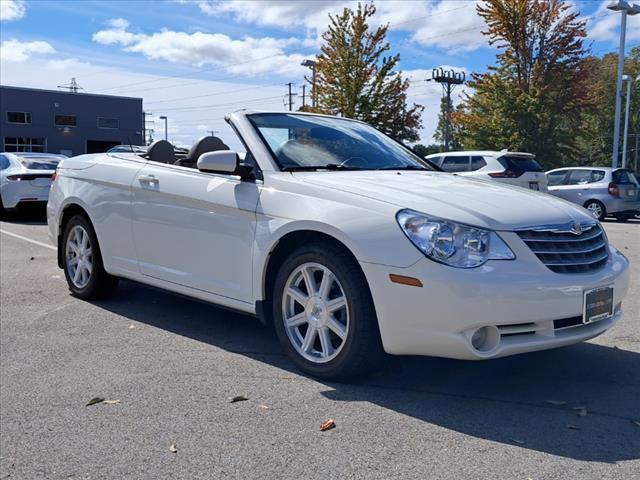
[18,156,61,170]
[248,113,434,171]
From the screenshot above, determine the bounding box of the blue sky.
[1,0,638,148]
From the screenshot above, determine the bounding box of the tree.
[411,143,442,157]
[453,0,594,169]
[434,97,463,150]
[311,3,424,142]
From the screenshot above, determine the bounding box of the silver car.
[546,167,640,221]
[0,152,66,214]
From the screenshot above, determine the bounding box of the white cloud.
[107,17,130,29]
[194,0,489,53]
[0,39,55,62]
[0,0,26,22]
[588,1,640,43]
[92,20,308,77]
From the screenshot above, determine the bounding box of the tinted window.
[55,115,77,127]
[547,171,568,186]
[498,156,543,172]
[591,170,606,182]
[428,156,441,165]
[7,112,31,124]
[0,155,10,170]
[567,170,592,185]
[613,169,635,184]
[470,156,486,171]
[97,117,119,129]
[249,113,433,171]
[3,137,46,152]
[441,156,470,172]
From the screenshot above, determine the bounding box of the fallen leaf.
[320,419,336,432]
[544,400,567,406]
[229,395,248,403]
[86,397,105,406]
[511,438,525,445]
[169,443,177,453]
[103,399,121,405]
[567,424,580,430]
[632,420,640,428]
[573,406,587,417]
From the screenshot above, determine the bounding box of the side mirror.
[197,151,239,174]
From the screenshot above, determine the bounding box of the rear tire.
[584,200,606,221]
[61,215,118,299]
[272,242,384,381]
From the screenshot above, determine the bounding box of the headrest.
[146,140,175,164]
[187,136,229,162]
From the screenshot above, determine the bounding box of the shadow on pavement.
[91,280,640,463]
[0,204,47,225]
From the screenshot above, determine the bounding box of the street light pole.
[621,75,632,168]
[606,1,640,168]
[301,59,318,108]
[159,116,168,141]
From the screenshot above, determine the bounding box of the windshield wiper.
[376,165,429,171]
[282,164,363,172]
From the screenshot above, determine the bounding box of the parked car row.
[45,111,631,380]
[424,150,640,222]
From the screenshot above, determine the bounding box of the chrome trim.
[514,221,598,234]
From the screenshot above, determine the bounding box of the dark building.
[0,85,143,156]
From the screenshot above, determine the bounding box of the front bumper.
[361,234,630,360]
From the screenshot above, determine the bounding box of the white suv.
[426,150,548,192]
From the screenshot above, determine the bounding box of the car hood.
[296,170,594,231]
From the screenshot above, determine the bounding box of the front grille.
[517,222,608,274]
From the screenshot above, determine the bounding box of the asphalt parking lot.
[1,209,638,480]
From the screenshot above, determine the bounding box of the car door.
[561,169,595,204]
[130,160,261,304]
[546,169,571,200]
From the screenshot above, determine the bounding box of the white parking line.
[0,229,56,251]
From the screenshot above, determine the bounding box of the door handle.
[138,174,158,189]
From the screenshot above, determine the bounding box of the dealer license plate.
[583,285,614,324]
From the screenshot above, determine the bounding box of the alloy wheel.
[586,202,602,219]
[65,225,93,289]
[282,262,349,363]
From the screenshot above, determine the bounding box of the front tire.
[62,215,118,299]
[584,200,606,221]
[272,242,384,380]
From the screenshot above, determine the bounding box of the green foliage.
[453,0,594,169]
[311,3,424,142]
[411,143,442,157]
[434,97,463,150]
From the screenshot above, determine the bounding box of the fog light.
[471,327,488,350]
[470,326,500,353]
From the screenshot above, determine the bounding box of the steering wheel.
[338,157,368,168]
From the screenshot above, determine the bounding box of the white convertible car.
[47,111,630,379]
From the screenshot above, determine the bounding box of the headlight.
[396,209,515,268]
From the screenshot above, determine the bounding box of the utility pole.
[285,82,295,111]
[160,116,168,141]
[143,112,153,145]
[621,75,632,168]
[301,84,307,108]
[208,130,219,137]
[429,67,465,151]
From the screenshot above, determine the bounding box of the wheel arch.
[56,203,92,268]
[257,229,369,326]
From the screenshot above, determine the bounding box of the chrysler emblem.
[570,222,583,235]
